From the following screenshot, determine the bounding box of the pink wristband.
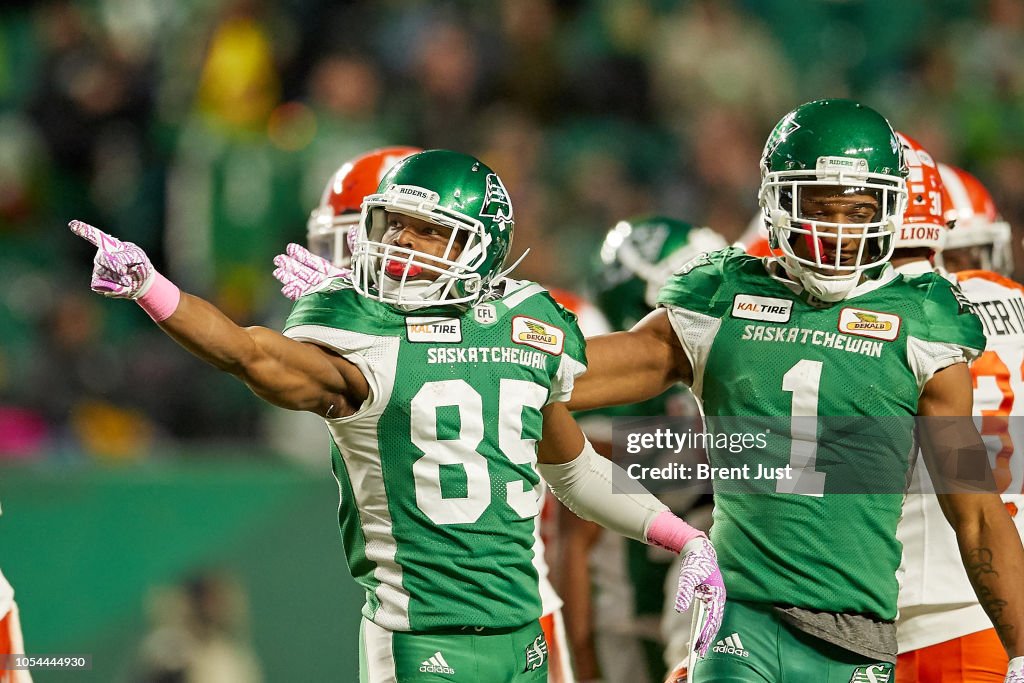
[137,272,181,322]
[646,510,706,553]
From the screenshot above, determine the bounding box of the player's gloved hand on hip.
[1006,656,1024,683]
[69,219,180,321]
[675,536,726,658]
[273,243,348,301]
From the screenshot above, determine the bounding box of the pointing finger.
[69,220,123,251]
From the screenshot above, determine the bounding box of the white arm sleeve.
[538,439,668,543]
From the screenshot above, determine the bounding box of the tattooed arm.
[918,363,1024,658]
[938,493,1024,657]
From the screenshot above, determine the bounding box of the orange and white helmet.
[938,163,1013,275]
[307,146,421,266]
[894,132,951,252]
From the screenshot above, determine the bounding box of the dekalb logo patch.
[406,317,462,343]
[731,295,793,323]
[838,308,901,341]
[511,316,564,355]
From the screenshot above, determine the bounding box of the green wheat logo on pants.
[523,634,548,671]
[849,663,892,683]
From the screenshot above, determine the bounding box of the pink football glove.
[70,219,156,298]
[1006,657,1024,683]
[272,243,349,301]
[675,537,726,658]
[70,219,180,320]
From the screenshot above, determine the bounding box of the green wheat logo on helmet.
[757,99,909,304]
[481,173,513,232]
[762,112,801,167]
[351,149,520,309]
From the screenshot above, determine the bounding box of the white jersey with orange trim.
[0,570,12,622]
[0,568,33,683]
[535,491,577,683]
[896,266,1024,652]
[544,287,611,338]
[537,286,609,683]
[534,492,562,616]
[0,504,9,621]
[534,286,610,622]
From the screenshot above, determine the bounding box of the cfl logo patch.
[523,634,548,672]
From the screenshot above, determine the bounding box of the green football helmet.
[351,149,515,308]
[591,215,727,331]
[759,99,908,302]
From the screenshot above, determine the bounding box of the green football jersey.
[284,279,587,632]
[657,248,984,620]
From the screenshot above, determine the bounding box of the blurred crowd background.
[2,0,1024,459]
[4,1,1024,679]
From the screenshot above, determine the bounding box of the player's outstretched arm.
[567,309,691,412]
[69,220,366,417]
[537,402,724,656]
[918,363,1024,670]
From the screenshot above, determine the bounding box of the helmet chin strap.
[790,263,859,302]
[378,274,447,309]
[799,271,859,302]
[773,251,859,303]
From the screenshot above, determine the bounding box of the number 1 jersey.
[656,248,985,620]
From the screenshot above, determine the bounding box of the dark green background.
[0,456,364,681]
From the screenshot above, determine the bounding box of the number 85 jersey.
[283,279,586,632]
[656,248,984,621]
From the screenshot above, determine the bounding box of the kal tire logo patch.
[406,317,462,343]
[731,295,793,323]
